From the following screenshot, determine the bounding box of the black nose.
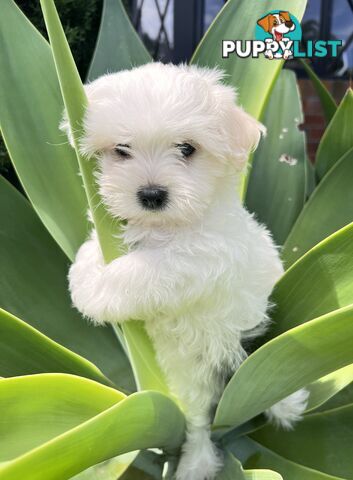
[137,185,168,211]
[285,20,293,28]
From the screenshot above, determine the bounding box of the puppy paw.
[265,388,309,430]
[265,50,274,59]
[176,427,222,480]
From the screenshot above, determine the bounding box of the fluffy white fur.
[63,63,308,480]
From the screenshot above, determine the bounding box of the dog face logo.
[256,10,301,60]
[257,12,295,42]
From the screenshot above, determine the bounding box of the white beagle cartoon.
[257,11,296,60]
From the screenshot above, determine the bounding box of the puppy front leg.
[69,231,199,324]
[69,231,143,323]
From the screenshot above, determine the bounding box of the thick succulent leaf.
[0,0,88,260]
[191,0,307,119]
[0,374,125,462]
[245,70,306,245]
[306,365,353,413]
[87,0,151,81]
[39,0,168,393]
[270,222,353,338]
[219,451,282,480]
[71,452,138,480]
[0,374,185,480]
[215,305,353,429]
[315,88,353,181]
[0,175,134,391]
[225,436,343,480]
[251,404,353,479]
[118,450,164,480]
[282,147,353,267]
[300,60,337,123]
[0,308,112,386]
[305,156,316,199]
[315,382,353,414]
[191,0,308,195]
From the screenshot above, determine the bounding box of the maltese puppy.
[62,63,309,480]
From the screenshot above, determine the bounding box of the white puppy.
[63,63,308,480]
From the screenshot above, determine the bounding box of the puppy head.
[257,12,295,39]
[61,63,264,227]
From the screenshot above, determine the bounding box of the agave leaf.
[0,374,184,480]
[219,451,283,480]
[300,60,337,124]
[215,305,353,429]
[270,222,353,338]
[282,147,353,267]
[315,88,353,181]
[314,382,353,414]
[191,0,308,194]
[225,436,343,480]
[39,0,168,394]
[191,0,307,119]
[251,403,353,479]
[245,70,306,245]
[71,452,138,480]
[305,365,353,413]
[0,0,88,260]
[0,175,134,391]
[87,0,151,81]
[0,308,112,386]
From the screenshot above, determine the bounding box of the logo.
[222,10,342,60]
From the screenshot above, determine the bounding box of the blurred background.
[2,0,352,185]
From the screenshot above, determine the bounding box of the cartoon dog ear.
[257,14,271,32]
[227,105,266,172]
[280,11,291,22]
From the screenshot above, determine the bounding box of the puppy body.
[66,63,308,480]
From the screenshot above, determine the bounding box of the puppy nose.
[137,185,168,211]
[285,20,293,27]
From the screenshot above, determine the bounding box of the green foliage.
[1,0,353,479]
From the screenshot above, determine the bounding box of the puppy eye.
[114,144,132,159]
[176,143,196,158]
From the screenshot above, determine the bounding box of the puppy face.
[257,12,295,41]
[62,64,264,227]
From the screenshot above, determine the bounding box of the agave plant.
[0,0,353,479]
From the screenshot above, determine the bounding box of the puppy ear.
[280,11,291,22]
[227,105,266,172]
[257,15,271,32]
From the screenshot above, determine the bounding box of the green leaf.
[306,365,353,413]
[251,404,353,479]
[300,60,337,124]
[225,436,343,480]
[0,374,185,480]
[270,221,353,338]
[304,154,316,200]
[0,175,134,392]
[191,0,308,194]
[39,0,168,394]
[282,147,353,267]
[0,0,88,260]
[245,70,306,245]
[191,0,307,119]
[118,450,164,480]
[219,451,283,480]
[71,452,138,480]
[316,88,353,181]
[315,382,353,414]
[87,0,151,81]
[0,308,112,386]
[215,305,353,429]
